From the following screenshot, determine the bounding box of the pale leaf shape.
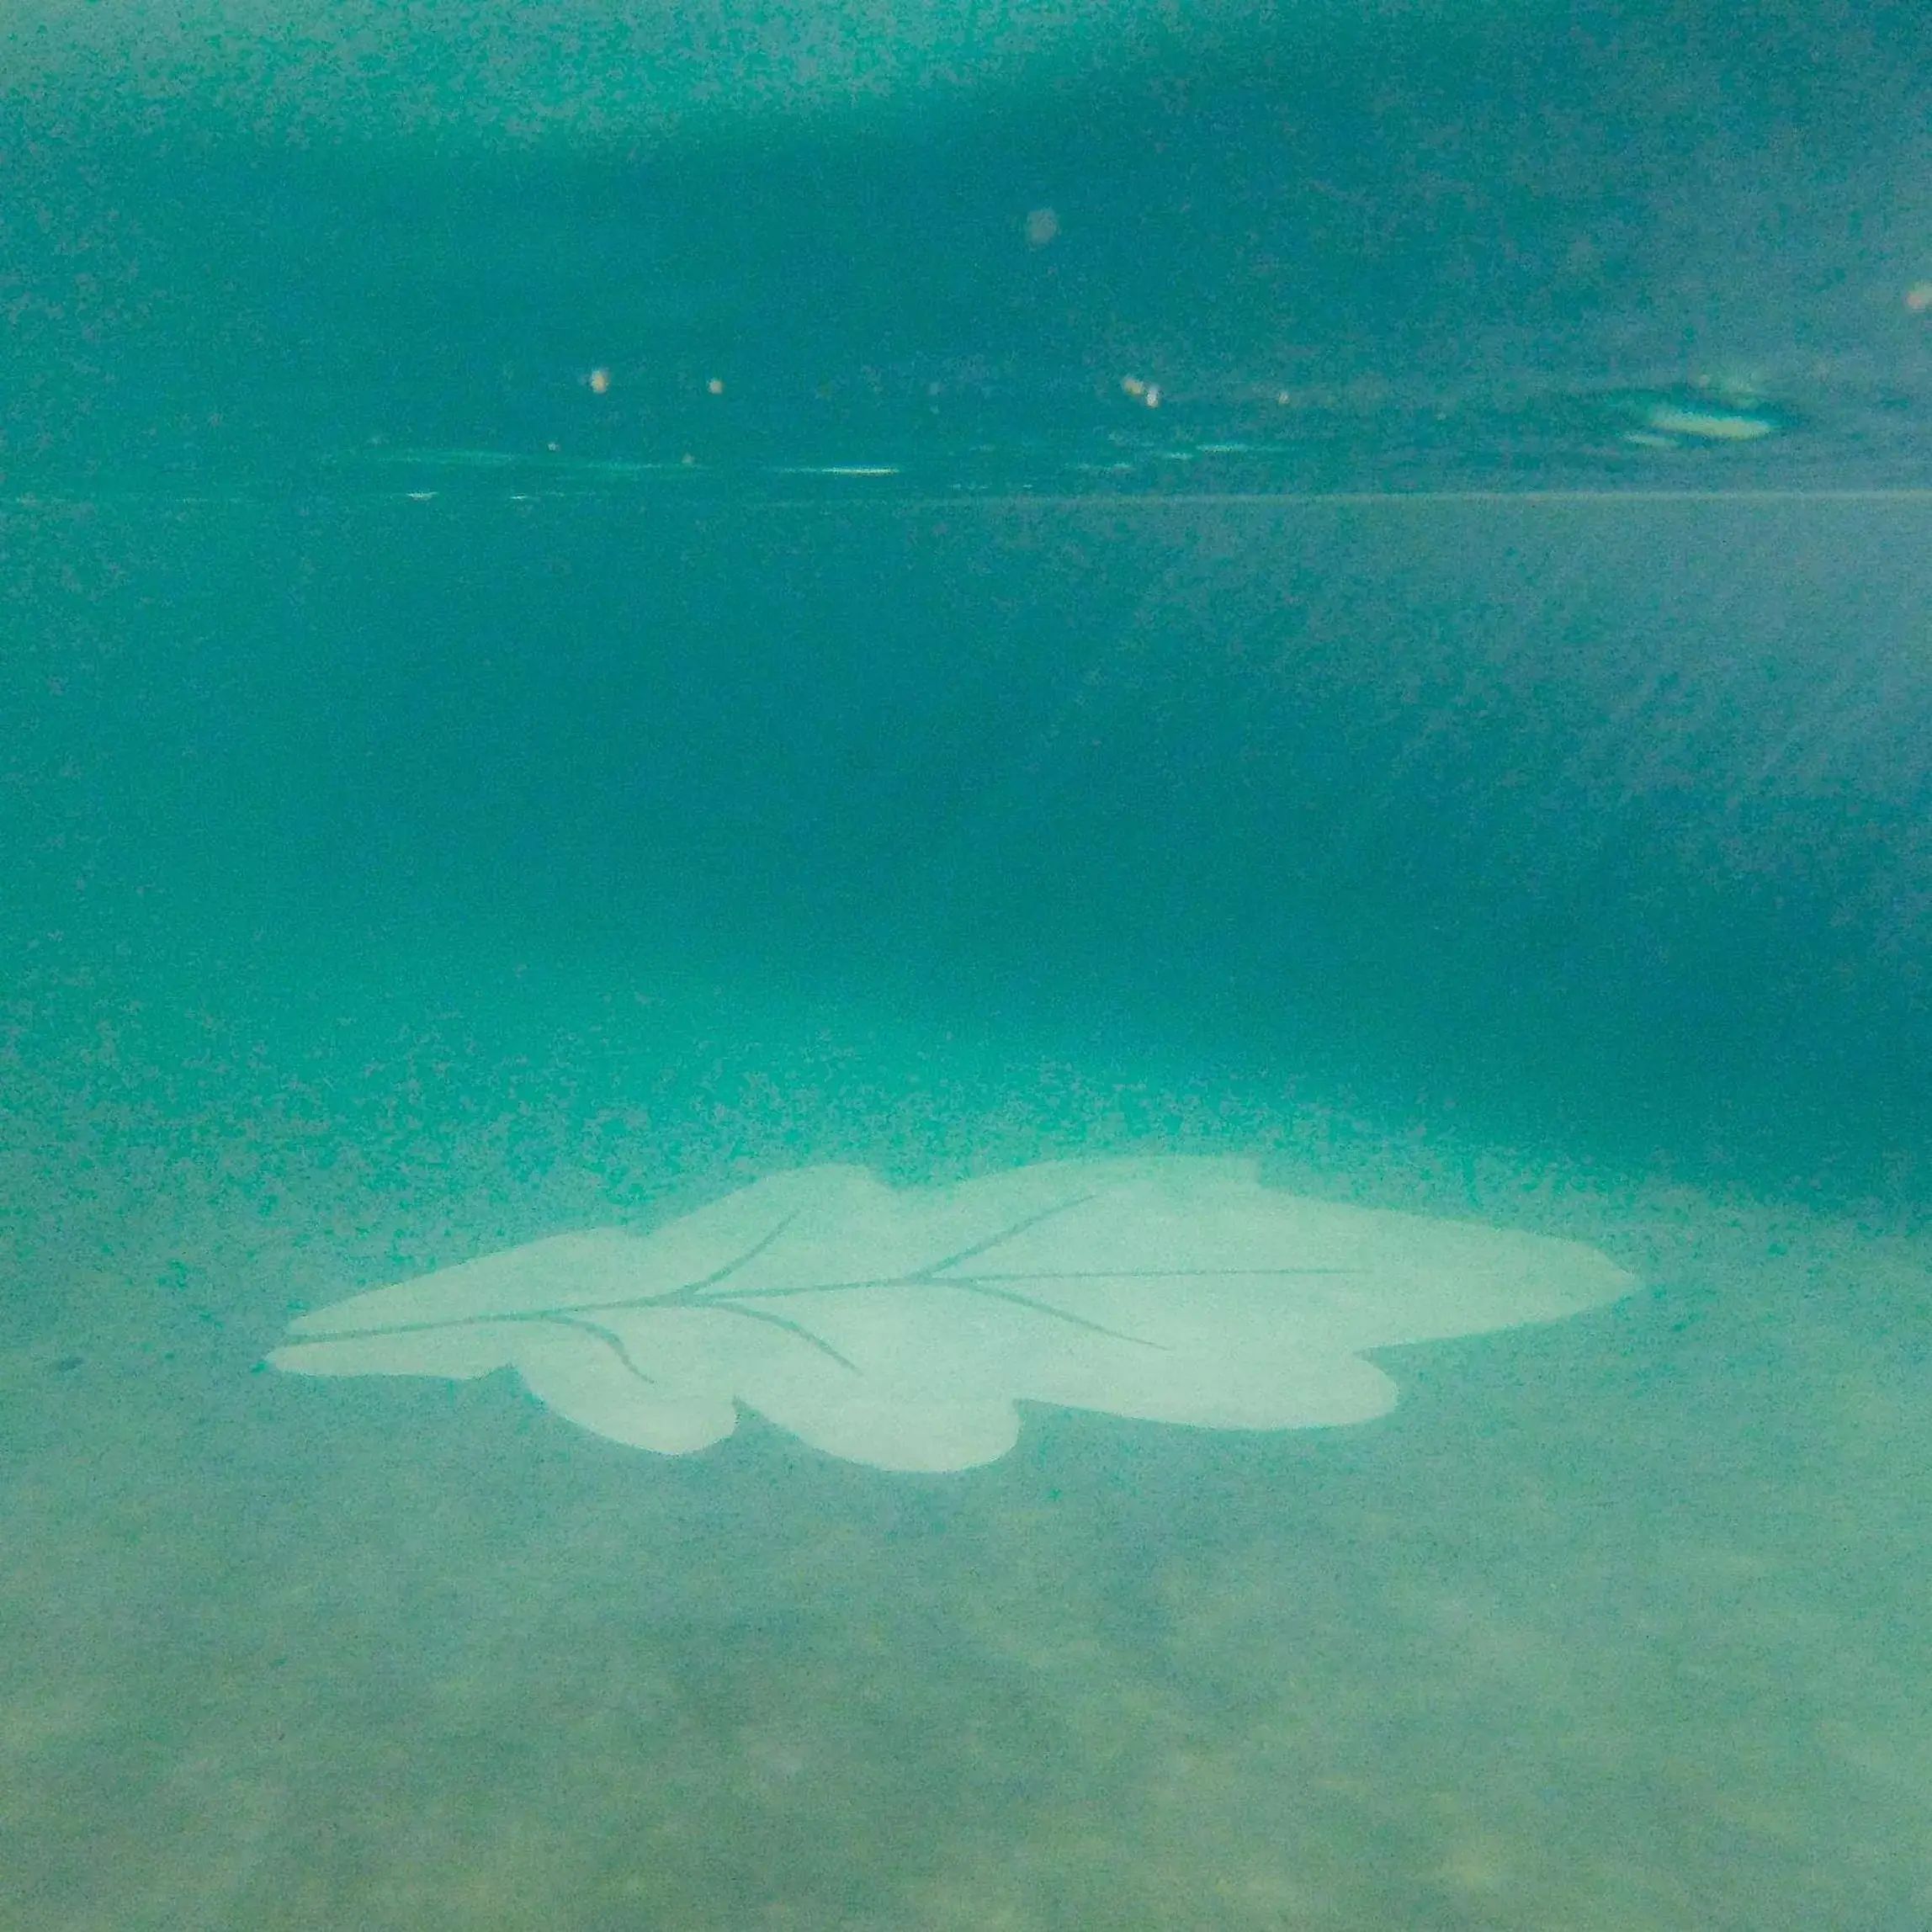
[269,1157,1633,1472]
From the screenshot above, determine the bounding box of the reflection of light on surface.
[1119,374,1160,407]
[1025,206,1059,247]
[1642,405,1771,443]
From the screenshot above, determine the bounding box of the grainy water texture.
[8,5,1932,1927]
[7,489,1932,1932]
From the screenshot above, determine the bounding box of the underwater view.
[8,3,1932,1928]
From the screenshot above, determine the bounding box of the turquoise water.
[8,7,1932,1926]
[8,486,1932,1929]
